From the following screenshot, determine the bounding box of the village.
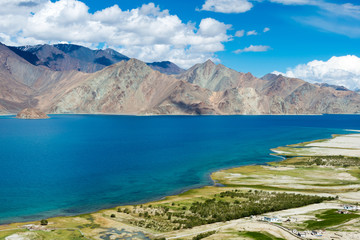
[251,204,359,239]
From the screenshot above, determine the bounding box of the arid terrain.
[2,43,360,116]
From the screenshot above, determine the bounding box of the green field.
[238,231,285,240]
[305,209,360,230]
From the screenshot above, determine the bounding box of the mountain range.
[1,42,360,115]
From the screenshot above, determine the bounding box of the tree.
[40,219,48,225]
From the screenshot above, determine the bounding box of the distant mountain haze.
[1,42,360,115]
[9,43,184,75]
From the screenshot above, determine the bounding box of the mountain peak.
[204,59,215,66]
[128,58,146,65]
[261,73,282,81]
[177,59,244,91]
[122,58,152,72]
[53,43,82,53]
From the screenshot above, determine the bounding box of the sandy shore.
[273,133,360,157]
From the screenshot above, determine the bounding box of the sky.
[1,0,360,89]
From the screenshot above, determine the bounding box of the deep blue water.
[0,114,360,224]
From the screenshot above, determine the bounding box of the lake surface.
[0,114,360,224]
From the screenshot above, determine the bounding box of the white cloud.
[200,0,253,13]
[269,0,360,37]
[263,27,270,32]
[234,45,271,53]
[0,0,233,68]
[298,16,360,38]
[269,0,315,5]
[273,55,360,90]
[246,30,258,36]
[269,0,360,19]
[235,30,245,37]
[0,0,46,36]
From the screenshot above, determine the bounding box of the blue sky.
[74,0,360,76]
[1,0,360,88]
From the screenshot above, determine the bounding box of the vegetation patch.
[127,190,333,231]
[34,229,85,239]
[192,230,216,240]
[271,155,360,167]
[238,231,285,240]
[305,209,360,230]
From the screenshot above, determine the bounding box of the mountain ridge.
[1,42,360,115]
[8,43,184,75]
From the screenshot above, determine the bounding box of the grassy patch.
[238,231,285,240]
[348,168,360,180]
[223,184,308,192]
[0,229,27,239]
[305,209,360,230]
[192,230,216,240]
[33,229,84,239]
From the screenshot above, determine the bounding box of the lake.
[0,114,359,224]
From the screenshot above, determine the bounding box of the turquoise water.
[0,115,359,224]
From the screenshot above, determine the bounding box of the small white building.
[263,216,281,223]
[298,232,306,238]
[343,205,358,211]
[311,230,323,237]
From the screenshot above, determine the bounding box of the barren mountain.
[176,59,260,91]
[0,43,86,113]
[13,44,129,73]
[1,42,360,115]
[39,59,216,115]
[177,65,360,114]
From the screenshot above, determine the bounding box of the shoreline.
[0,159,280,226]
[1,131,360,240]
[0,132,353,226]
[0,113,339,117]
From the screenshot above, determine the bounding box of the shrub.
[40,219,48,225]
[192,230,216,240]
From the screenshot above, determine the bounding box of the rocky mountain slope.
[176,59,257,91]
[176,62,360,114]
[1,42,360,115]
[12,44,129,73]
[37,59,215,115]
[0,43,86,113]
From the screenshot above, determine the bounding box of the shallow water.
[0,114,359,224]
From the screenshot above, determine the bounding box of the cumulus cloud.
[273,55,360,90]
[0,0,233,68]
[263,27,270,32]
[234,45,271,53]
[246,30,258,36]
[200,0,253,13]
[235,30,245,37]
